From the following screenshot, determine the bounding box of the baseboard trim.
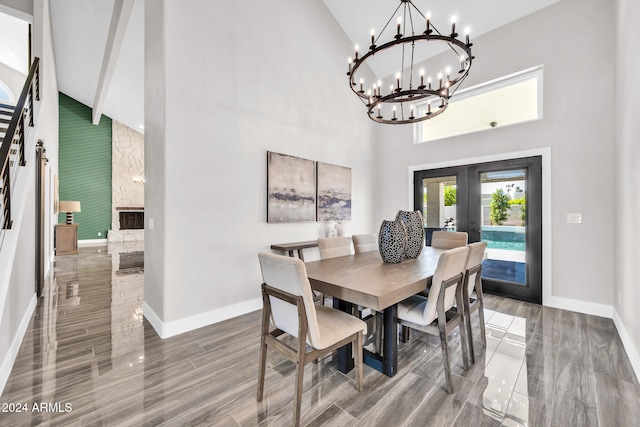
[612,309,640,383]
[143,297,262,339]
[78,239,108,247]
[543,295,613,318]
[0,293,37,395]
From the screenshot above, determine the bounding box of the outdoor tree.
[490,188,510,225]
[444,186,456,206]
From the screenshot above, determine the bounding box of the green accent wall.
[58,93,112,240]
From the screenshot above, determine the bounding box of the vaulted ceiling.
[45,0,561,134]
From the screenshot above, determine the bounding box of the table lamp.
[59,201,81,224]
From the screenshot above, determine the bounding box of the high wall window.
[0,80,14,103]
[415,66,543,143]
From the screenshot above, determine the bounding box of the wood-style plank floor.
[1,245,639,426]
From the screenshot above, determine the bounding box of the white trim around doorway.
[407,147,610,319]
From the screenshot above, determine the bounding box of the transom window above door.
[415,66,543,143]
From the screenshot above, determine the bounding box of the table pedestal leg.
[382,305,397,376]
[334,298,355,373]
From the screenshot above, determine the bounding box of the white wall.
[144,0,375,336]
[615,0,640,378]
[0,0,59,394]
[373,0,616,310]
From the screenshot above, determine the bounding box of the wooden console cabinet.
[55,224,78,255]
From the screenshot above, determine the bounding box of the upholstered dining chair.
[397,246,470,393]
[462,241,488,364]
[318,236,352,259]
[351,233,381,349]
[318,236,371,318]
[431,231,468,249]
[352,234,378,254]
[317,237,352,305]
[257,252,366,426]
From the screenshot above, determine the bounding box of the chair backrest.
[352,234,378,254]
[465,241,487,296]
[422,246,469,324]
[258,252,322,348]
[431,231,468,249]
[318,236,352,259]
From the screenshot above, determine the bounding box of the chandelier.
[347,0,474,124]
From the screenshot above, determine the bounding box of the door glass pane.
[480,169,526,284]
[421,175,457,245]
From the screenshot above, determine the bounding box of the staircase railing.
[0,57,40,247]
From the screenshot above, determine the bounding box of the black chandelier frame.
[347,0,474,124]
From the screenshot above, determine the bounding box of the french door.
[414,156,542,304]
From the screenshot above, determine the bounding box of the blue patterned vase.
[395,210,425,259]
[378,219,407,263]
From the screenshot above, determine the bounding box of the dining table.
[304,246,446,377]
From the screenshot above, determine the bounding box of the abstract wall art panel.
[317,162,351,221]
[267,151,316,223]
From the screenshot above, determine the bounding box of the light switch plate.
[567,213,582,224]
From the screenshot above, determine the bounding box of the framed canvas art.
[267,151,316,223]
[317,162,351,221]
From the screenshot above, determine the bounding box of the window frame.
[414,65,544,144]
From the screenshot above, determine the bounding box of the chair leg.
[374,312,383,354]
[465,308,475,365]
[354,331,363,392]
[458,313,470,371]
[400,325,410,343]
[477,301,487,349]
[438,323,454,394]
[257,337,267,401]
[257,311,269,401]
[293,343,306,427]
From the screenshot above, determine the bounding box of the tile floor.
[1,245,639,426]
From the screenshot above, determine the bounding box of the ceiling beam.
[92,0,135,125]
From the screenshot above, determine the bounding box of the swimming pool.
[482,225,525,251]
[483,240,525,251]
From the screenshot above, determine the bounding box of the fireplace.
[119,211,144,230]
[108,206,144,242]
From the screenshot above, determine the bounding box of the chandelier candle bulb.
[451,15,457,36]
[419,69,425,87]
[371,29,375,48]
[438,72,443,88]
[359,78,364,92]
[425,11,431,34]
[377,80,382,96]
[459,55,466,72]
[396,72,401,91]
[428,76,432,90]
[348,57,352,74]
[396,16,402,38]
[354,45,359,61]
[446,66,451,82]
[392,105,397,120]
[465,27,471,46]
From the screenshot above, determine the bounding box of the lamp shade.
[59,201,81,212]
[59,201,81,225]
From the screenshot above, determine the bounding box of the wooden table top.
[305,247,446,311]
